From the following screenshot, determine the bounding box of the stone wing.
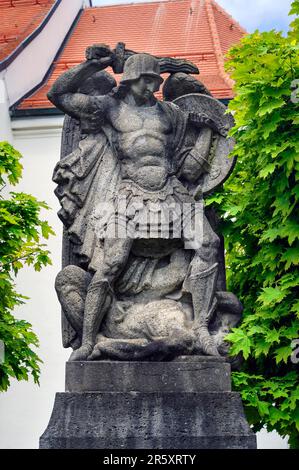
[58,71,118,348]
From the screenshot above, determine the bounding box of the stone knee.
[55,265,90,334]
[86,238,132,294]
[102,238,132,280]
[55,265,91,296]
[202,231,220,261]
[88,257,125,293]
[190,232,220,274]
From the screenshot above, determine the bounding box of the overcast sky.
[91,0,294,34]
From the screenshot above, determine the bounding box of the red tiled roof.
[18,0,246,110]
[0,0,55,62]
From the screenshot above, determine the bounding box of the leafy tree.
[207,1,299,448]
[0,142,54,391]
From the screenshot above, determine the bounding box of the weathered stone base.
[40,357,256,449]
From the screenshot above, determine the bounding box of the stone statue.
[48,43,242,362]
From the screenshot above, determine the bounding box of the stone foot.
[195,325,220,357]
[69,344,93,361]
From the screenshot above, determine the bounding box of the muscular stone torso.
[108,99,173,190]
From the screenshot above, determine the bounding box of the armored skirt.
[92,175,203,242]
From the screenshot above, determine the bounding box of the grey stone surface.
[40,390,256,449]
[41,43,256,450]
[65,357,231,393]
[40,359,256,449]
[48,43,242,362]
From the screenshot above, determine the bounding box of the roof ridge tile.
[205,0,234,88]
[210,0,247,35]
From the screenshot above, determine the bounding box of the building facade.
[0,0,288,449]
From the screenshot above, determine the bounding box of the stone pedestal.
[40,357,256,449]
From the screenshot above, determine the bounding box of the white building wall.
[0,79,13,141]
[0,116,69,449]
[0,116,289,449]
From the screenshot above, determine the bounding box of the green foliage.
[207,2,299,448]
[0,141,54,391]
[231,372,299,448]
[289,0,299,43]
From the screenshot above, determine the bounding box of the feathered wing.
[58,115,81,348]
[55,117,121,348]
[60,115,81,271]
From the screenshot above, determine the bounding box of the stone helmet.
[120,53,164,89]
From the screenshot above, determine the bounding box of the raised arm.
[179,126,213,183]
[47,45,114,120]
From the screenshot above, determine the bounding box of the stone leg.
[183,213,220,356]
[70,237,133,361]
